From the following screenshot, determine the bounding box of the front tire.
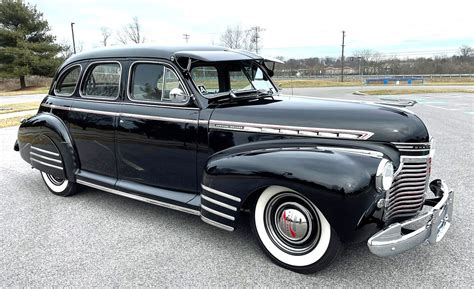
[40,172,77,197]
[251,186,342,274]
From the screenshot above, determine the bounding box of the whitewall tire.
[251,186,341,274]
[40,172,77,196]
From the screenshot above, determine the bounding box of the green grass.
[277,79,361,88]
[361,88,474,95]
[0,87,49,96]
[0,114,33,128]
[0,101,40,115]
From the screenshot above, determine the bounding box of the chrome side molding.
[76,179,201,216]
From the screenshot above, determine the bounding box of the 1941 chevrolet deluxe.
[15,45,453,273]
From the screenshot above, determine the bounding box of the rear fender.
[17,112,78,182]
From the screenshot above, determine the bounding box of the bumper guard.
[367,179,454,257]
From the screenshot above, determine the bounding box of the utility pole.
[71,22,76,54]
[183,34,190,43]
[341,30,345,82]
[249,26,264,54]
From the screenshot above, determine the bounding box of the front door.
[116,60,199,194]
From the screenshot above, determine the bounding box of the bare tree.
[127,17,146,44]
[116,30,128,44]
[59,39,84,59]
[220,25,255,51]
[459,45,473,58]
[100,27,112,47]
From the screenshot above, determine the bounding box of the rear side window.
[130,63,188,104]
[55,65,81,96]
[82,62,121,99]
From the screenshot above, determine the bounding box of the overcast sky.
[30,0,473,59]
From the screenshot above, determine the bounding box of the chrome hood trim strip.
[209,120,374,140]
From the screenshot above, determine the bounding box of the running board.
[76,179,201,216]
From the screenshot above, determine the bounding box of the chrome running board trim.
[201,215,234,232]
[76,179,201,216]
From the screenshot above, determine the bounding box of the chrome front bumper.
[367,180,454,257]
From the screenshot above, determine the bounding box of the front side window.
[55,65,81,96]
[130,63,188,104]
[190,66,219,95]
[82,63,121,98]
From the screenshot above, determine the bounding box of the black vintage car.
[15,45,453,273]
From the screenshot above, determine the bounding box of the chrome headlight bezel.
[376,159,394,193]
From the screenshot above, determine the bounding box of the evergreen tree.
[0,0,62,88]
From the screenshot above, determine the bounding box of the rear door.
[116,60,199,194]
[68,61,123,180]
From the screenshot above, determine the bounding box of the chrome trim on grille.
[392,142,431,153]
[201,184,241,202]
[201,215,234,231]
[30,157,63,170]
[201,204,235,221]
[31,146,60,157]
[30,152,62,164]
[210,120,374,140]
[384,155,430,220]
[76,180,201,216]
[201,195,237,211]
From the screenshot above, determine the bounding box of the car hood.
[209,96,429,143]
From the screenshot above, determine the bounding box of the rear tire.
[250,185,342,274]
[40,172,77,197]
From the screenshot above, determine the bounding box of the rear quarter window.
[54,65,81,96]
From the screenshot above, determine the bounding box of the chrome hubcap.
[264,193,321,255]
[276,205,309,243]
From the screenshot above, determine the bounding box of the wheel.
[250,186,342,274]
[40,172,77,197]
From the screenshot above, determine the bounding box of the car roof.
[60,44,264,69]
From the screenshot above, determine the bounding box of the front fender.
[202,146,387,241]
[17,112,78,182]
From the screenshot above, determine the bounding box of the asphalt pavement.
[0,89,472,286]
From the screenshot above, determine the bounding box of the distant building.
[324,66,356,75]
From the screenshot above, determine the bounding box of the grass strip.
[360,88,474,95]
[0,102,40,115]
[0,114,33,128]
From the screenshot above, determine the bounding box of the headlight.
[376,159,394,193]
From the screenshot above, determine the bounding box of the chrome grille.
[385,157,430,220]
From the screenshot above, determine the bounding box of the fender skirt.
[17,112,78,182]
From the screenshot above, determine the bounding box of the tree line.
[276,47,473,77]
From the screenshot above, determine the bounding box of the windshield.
[190,61,276,97]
